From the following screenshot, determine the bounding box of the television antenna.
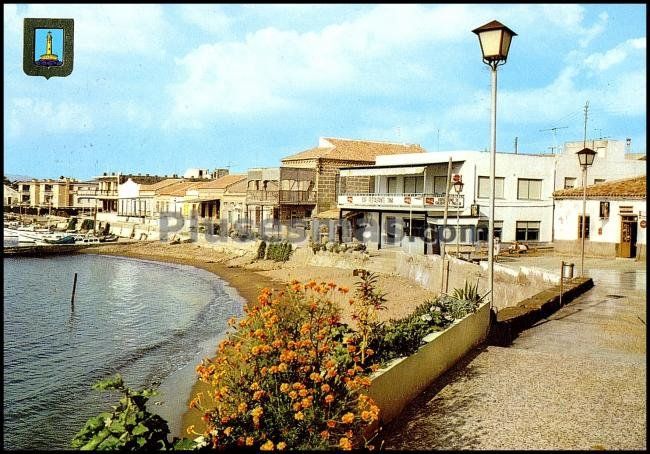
[539,126,568,154]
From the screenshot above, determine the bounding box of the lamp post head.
[576,147,597,168]
[472,20,517,66]
[453,180,464,193]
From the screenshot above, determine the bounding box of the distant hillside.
[5,174,34,182]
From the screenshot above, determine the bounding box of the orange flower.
[361,410,373,422]
[298,389,308,398]
[277,441,287,450]
[320,430,330,440]
[278,363,288,372]
[292,402,302,411]
[339,437,353,450]
[245,436,255,446]
[301,397,312,409]
[347,345,356,353]
[324,394,335,405]
[321,383,331,393]
[250,382,260,391]
[341,412,355,424]
[253,390,265,400]
[327,420,336,428]
[251,406,263,418]
[223,426,233,436]
[280,383,290,393]
[238,402,248,414]
[288,390,298,400]
[294,411,305,421]
[260,440,274,451]
[338,286,349,294]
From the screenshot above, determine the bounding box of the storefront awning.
[339,166,425,177]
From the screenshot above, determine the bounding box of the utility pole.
[514,136,518,154]
[539,126,568,154]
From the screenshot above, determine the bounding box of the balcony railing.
[279,190,316,204]
[247,190,280,203]
[338,193,464,209]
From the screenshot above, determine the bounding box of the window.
[516,221,540,241]
[599,202,610,219]
[594,178,605,185]
[404,176,424,193]
[477,176,505,198]
[517,179,542,200]
[564,177,576,189]
[477,220,503,241]
[387,177,398,194]
[433,176,447,194]
[577,215,590,239]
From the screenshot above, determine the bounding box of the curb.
[488,277,594,346]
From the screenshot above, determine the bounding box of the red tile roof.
[139,178,183,192]
[196,174,247,190]
[553,176,646,199]
[282,137,426,162]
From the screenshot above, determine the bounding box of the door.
[619,216,638,258]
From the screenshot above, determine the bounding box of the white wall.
[554,198,646,246]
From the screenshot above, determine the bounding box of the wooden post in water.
[71,273,78,308]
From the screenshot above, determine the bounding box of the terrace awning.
[339,166,425,177]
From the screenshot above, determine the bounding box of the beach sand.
[81,240,437,439]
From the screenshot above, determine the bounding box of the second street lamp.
[472,20,517,310]
[576,147,596,277]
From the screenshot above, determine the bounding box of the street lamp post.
[577,147,596,277]
[453,178,464,257]
[472,20,516,309]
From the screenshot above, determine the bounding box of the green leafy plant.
[71,374,193,450]
[265,240,292,261]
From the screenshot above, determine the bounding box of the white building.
[3,184,19,207]
[336,139,646,253]
[183,168,211,179]
[553,176,646,260]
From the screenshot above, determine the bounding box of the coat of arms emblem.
[23,18,74,79]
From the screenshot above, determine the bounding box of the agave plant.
[450,279,489,305]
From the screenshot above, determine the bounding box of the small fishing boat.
[42,235,76,245]
[99,234,119,243]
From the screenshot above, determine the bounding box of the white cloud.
[166,4,487,126]
[9,97,94,137]
[583,37,646,71]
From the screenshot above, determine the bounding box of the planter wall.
[368,301,490,424]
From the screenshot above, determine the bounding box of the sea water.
[3,254,243,450]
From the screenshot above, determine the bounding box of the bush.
[71,374,193,450]
[265,241,292,262]
[369,282,485,365]
[190,277,383,450]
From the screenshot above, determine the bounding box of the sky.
[3,3,647,181]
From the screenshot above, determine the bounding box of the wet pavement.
[383,255,646,450]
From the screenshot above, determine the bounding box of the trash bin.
[562,262,574,279]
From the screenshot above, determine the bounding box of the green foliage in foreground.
[71,374,194,451]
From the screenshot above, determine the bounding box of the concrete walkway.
[383,254,646,450]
